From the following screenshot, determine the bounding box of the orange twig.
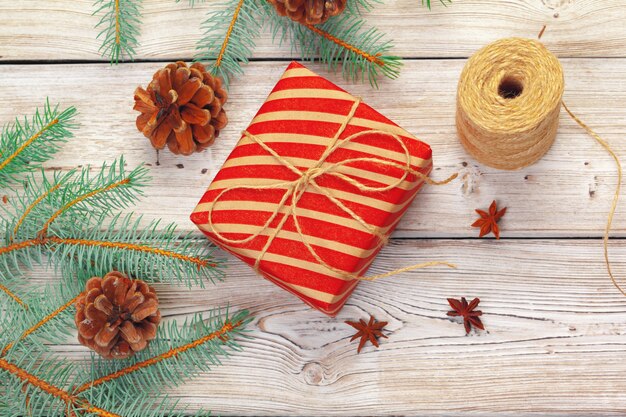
[1,295,79,357]
[0,282,28,309]
[12,182,63,241]
[47,237,213,269]
[0,239,40,256]
[0,358,122,417]
[39,178,131,238]
[215,0,246,68]
[0,119,59,173]
[0,358,74,402]
[1,233,212,275]
[303,23,385,66]
[74,320,240,394]
[114,0,121,45]
[538,25,547,40]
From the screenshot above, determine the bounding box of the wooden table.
[2,0,626,415]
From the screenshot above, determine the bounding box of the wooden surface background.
[2,0,626,415]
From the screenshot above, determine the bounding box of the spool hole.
[498,76,524,99]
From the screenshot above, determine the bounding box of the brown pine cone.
[74,271,161,359]
[268,0,346,25]
[134,61,228,155]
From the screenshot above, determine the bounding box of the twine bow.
[208,98,457,281]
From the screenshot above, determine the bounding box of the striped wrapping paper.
[190,62,433,316]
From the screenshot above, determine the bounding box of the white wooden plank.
[28,239,626,415]
[2,60,624,238]
[1,0,626,61]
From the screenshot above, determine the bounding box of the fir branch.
[48,214,224,287]
[75,309,249,395]
[0,282,27,309]
[0,239,40,257]
[13,181,62,241]
[308,15,402,86]
[5,170,76,243]
[0,102,76,187]
[0,278,82,354]
[94,0,142,63]
[38,158,148,238]
[195,0,263,87]
[0,348,120,417]
[261,4,402,87]
[1,295,79,357]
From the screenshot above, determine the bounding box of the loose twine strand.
[457,37,624,296]
[562,102,624,296]
[208,98,457,281]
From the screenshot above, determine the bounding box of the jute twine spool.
[456,37,626,297]
[456,38,564,170]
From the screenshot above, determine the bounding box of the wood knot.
[302,362,324,385]
[541,0,572,9]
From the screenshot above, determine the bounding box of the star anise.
[447,297,484,334]
[345,316,388,353]
[472,200,507,239]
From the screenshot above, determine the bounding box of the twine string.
[457,37,624,296]
[208,98,457,281]
[456,38,564,170]
[562,102,624,296]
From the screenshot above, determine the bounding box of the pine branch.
[0,309,249,417]
[194,0,264,87]
[261,3,402,87]
[1,295,79,357]
[49,214,225,287]
[1,344,112,417]
[38,158,149,238]
[7,170,76,243]
[0,102,244,416]
[308,17,402,86]
[0,281,28,309]
[0,278,83,354]
[0,102,76,187]
[94,0,142,63]
[1,355,77,416]
[76,309,250,399]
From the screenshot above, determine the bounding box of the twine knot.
[299,166,324,184]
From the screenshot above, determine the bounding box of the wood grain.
[1,0,626,61]
[41,239,626,415]
[3,1,626,414]
[1,60,624,238]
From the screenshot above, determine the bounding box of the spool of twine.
[456,38,564,170]
[456,36,626,298]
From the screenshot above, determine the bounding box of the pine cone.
[134,61,228,155]
[268,0,346,25]
[74,271,161,359]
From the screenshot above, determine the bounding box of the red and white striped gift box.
[190,62,433,316]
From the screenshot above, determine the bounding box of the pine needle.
[0,101,76,188]
[423,0,452,8]
[94,0,142,63]
[194,0,264,87]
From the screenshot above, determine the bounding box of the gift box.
[190,62,433,316]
